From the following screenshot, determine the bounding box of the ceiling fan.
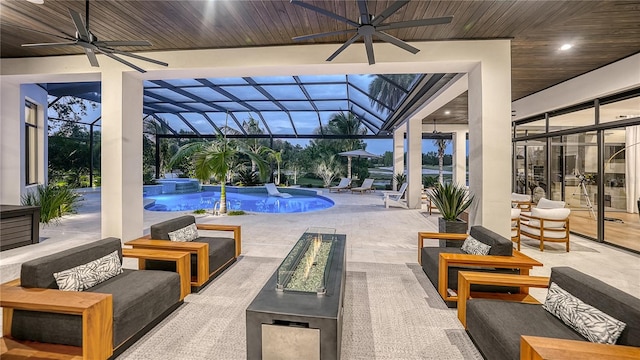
[291,0,453,65]
[16,0,167,73]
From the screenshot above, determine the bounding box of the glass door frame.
[512,87,640,249]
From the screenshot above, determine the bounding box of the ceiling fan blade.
[357,0,371,25]
[290,0,359,27]
[85,48,99,67]
[69,8,90,41]
[377,16,454,31]
[3,23,77,42]
[372,0,410,26]
[292,29,357,41]
[364,34,375,65]
[22,41,78,47]
[103,48,169,67]
[326,33,361,61]
[95,48,146,73]
[374,31,419,54]
[94,40,152,47]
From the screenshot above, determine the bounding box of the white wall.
[0,82,47,204]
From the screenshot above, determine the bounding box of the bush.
[21,184,81,224]
[235,169,260,186]
[228,210,245,216]
[193,209,207,214]
[423,175,438,188]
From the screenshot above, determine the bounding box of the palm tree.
[169,137,267,214]
[368,74,418,113]
[435,138,449,184]
[241,116,269,172]
[315,154,342,188]
[267,148,284,185]
[314,111,368,157]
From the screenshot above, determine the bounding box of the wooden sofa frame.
[0,248,191,360]
[418,232,543,305]
[125,224,241,289]
[456,271,640,360]
[519,212,570,252]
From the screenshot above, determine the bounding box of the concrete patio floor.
[1,188,639,302]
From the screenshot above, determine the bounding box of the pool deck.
[1,187,639,302]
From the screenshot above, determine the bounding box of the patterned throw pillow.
[54,250,123,291]
[543,282,626,344]
[168,223,199,242]
[460,236,491,255]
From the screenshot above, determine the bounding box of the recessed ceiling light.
[560,44,573,51]
[26,0,45,4]
[444,110,451,115]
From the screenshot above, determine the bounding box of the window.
[25,100,38,185]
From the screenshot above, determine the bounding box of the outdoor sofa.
[0,237,188,359]
[458,267,640,360]
[126,215,241,291]
[418,225,542,307]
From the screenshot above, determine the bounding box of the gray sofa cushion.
[145,236,235,278]
[90,269,181,346]
[466,300,585,360]
[550,267,640,347]
[11,269,181,347]
[469,226,513,256]
[147,216,236,280]
[421,247,519,307]
[150,215,196,240]
[21,237,123,289]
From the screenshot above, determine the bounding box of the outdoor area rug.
[119,256,481,359]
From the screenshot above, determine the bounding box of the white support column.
[406,117,422,209]
[392,125,405,191]
[101,70,144,241]
[468,53,512,237]
[0,80,22,204]
[453,131,467,187]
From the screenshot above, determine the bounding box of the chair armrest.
[125,238,208,251]
[196,224,242,257]
[438,251,543,304]
[456,271,549,328]
[520,335,640,360]
[417,232,468,265]
[0,281,113,359]
[125,238,209,286]
[122,248,191,300]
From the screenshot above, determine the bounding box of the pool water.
[144,191,334,213]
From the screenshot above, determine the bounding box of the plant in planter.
[427,182,474,247]
[21,184,81,224]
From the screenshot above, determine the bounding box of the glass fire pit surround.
[277,227,337,294]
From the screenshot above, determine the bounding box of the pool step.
[174,181,201,194]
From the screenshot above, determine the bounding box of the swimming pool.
[144,190,334,213]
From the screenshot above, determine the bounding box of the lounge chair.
[329,177,351,192]
[265,183,292,198]
[351,178,375,194]
[383,182,408,208]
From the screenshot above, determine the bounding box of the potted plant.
[427,182,474,247]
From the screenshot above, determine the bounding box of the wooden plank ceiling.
[1,0,639,126]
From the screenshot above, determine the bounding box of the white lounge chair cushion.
[537,198,566,209]
[526,208,570,228]
[511,208,521,227]
[330,178,351,189]
[511,193,531,202]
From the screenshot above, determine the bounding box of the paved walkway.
[1,188,639,301]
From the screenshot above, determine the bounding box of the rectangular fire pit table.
[246,228,346,360]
